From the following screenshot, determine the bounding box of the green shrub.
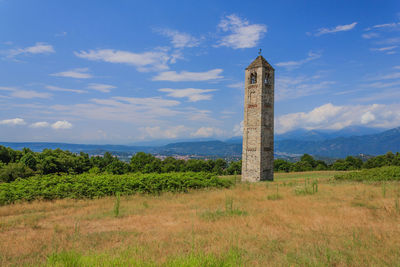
[0,163,34,183]
[0,172,232,205]
[334,166,400,182]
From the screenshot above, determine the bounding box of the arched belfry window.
[264,72,270,85]
[250,72,257,84]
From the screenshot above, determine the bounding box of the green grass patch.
[334,166,400,182]
[46,247,244,267]
[294,179,318,196]
[0,172,232,205]
[199,197,247,221]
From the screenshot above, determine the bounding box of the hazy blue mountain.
[0,142,153,154]
[160,141,242,156]
[275,127,400,157]
[275,126,386,141]
[1,126,400,159]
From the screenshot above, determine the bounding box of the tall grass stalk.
[382,182,386,198]
[114,192,120,217]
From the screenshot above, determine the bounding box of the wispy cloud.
[7,42,55,58]
[191,127,224,137]
[366,22,400,31]
[11,90,51,99]
[50,68,92,79]
[227,82,244,89]
[216,14,267,49]
[74,49,172,72]
[87,83,116,93]
[156,28,200,48]
[276,103,400,133]
[0,118,26,126]
[276,51,321,69]
[0,86,52,99]
[55,31,67,37]
[276,74,335,101]
[46,85,87,94]
[51,120,72,130]
[140,125,190,139]
[314,22,357,36]
[153,69,223,82]
[159,88,216,102]
[370,46,398,53]
[30,121,49,128]
[362,32,379,39]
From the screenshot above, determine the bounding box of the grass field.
[1,171,400,266]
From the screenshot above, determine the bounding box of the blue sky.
[0,0,399,144]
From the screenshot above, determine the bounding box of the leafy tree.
[274,159,292,172]
[226,160,241,175]
[300,154,317,168]
[143,158,162,173]
[106,160,131,174]
[291,161,313,172]
[130,152,157,172]
[0,163,34,182]
[20,152,38,171]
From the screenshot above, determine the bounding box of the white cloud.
[0,87,52,99]
[8,42,55,57]
[87,83,116,93]
[233,121,244,136]
[10,90,51,99]
[55,31,67,37]
[314,22,357,36]
[30,121,49,128]
[51,120,72,130]
[159,88,216,102]
[276,51,321,69]
[157,28,200,48]
[362,32,379,39]
[366,22,400,30]
[369,71,400,80]
[276,103,400,134]
[48,94,215,133]
[216,14,267,49]
[140,125,190,139]
[191,127,224,137]
[50,68,92,79]
[46,85,87,94]
[0,118,26,126]
[152,69,223,81]
[74,49,171,72]
[227,82,244,89]
[276,74,335,101]
[361,111,375,124]
[0,86,15,91]
[370,46,398,52]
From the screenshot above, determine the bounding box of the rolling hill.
[1,127,400,158]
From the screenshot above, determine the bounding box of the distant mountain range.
[1,126,400,159]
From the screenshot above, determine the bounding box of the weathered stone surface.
[242,55,274,182]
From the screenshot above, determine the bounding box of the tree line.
[0,146,241,183]
[1,145,400,183]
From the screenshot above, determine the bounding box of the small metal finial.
[258,48,262,55]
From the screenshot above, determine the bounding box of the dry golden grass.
[0,171,400,266]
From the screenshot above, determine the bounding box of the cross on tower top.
[258,48,262,55]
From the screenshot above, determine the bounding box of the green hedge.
[0,172,232,205]
[334,166,400,182]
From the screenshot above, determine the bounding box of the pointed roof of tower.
[246,55,274,70]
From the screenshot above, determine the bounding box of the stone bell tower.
[242,54,274,182]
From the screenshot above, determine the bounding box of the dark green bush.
[0,172,232,205]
